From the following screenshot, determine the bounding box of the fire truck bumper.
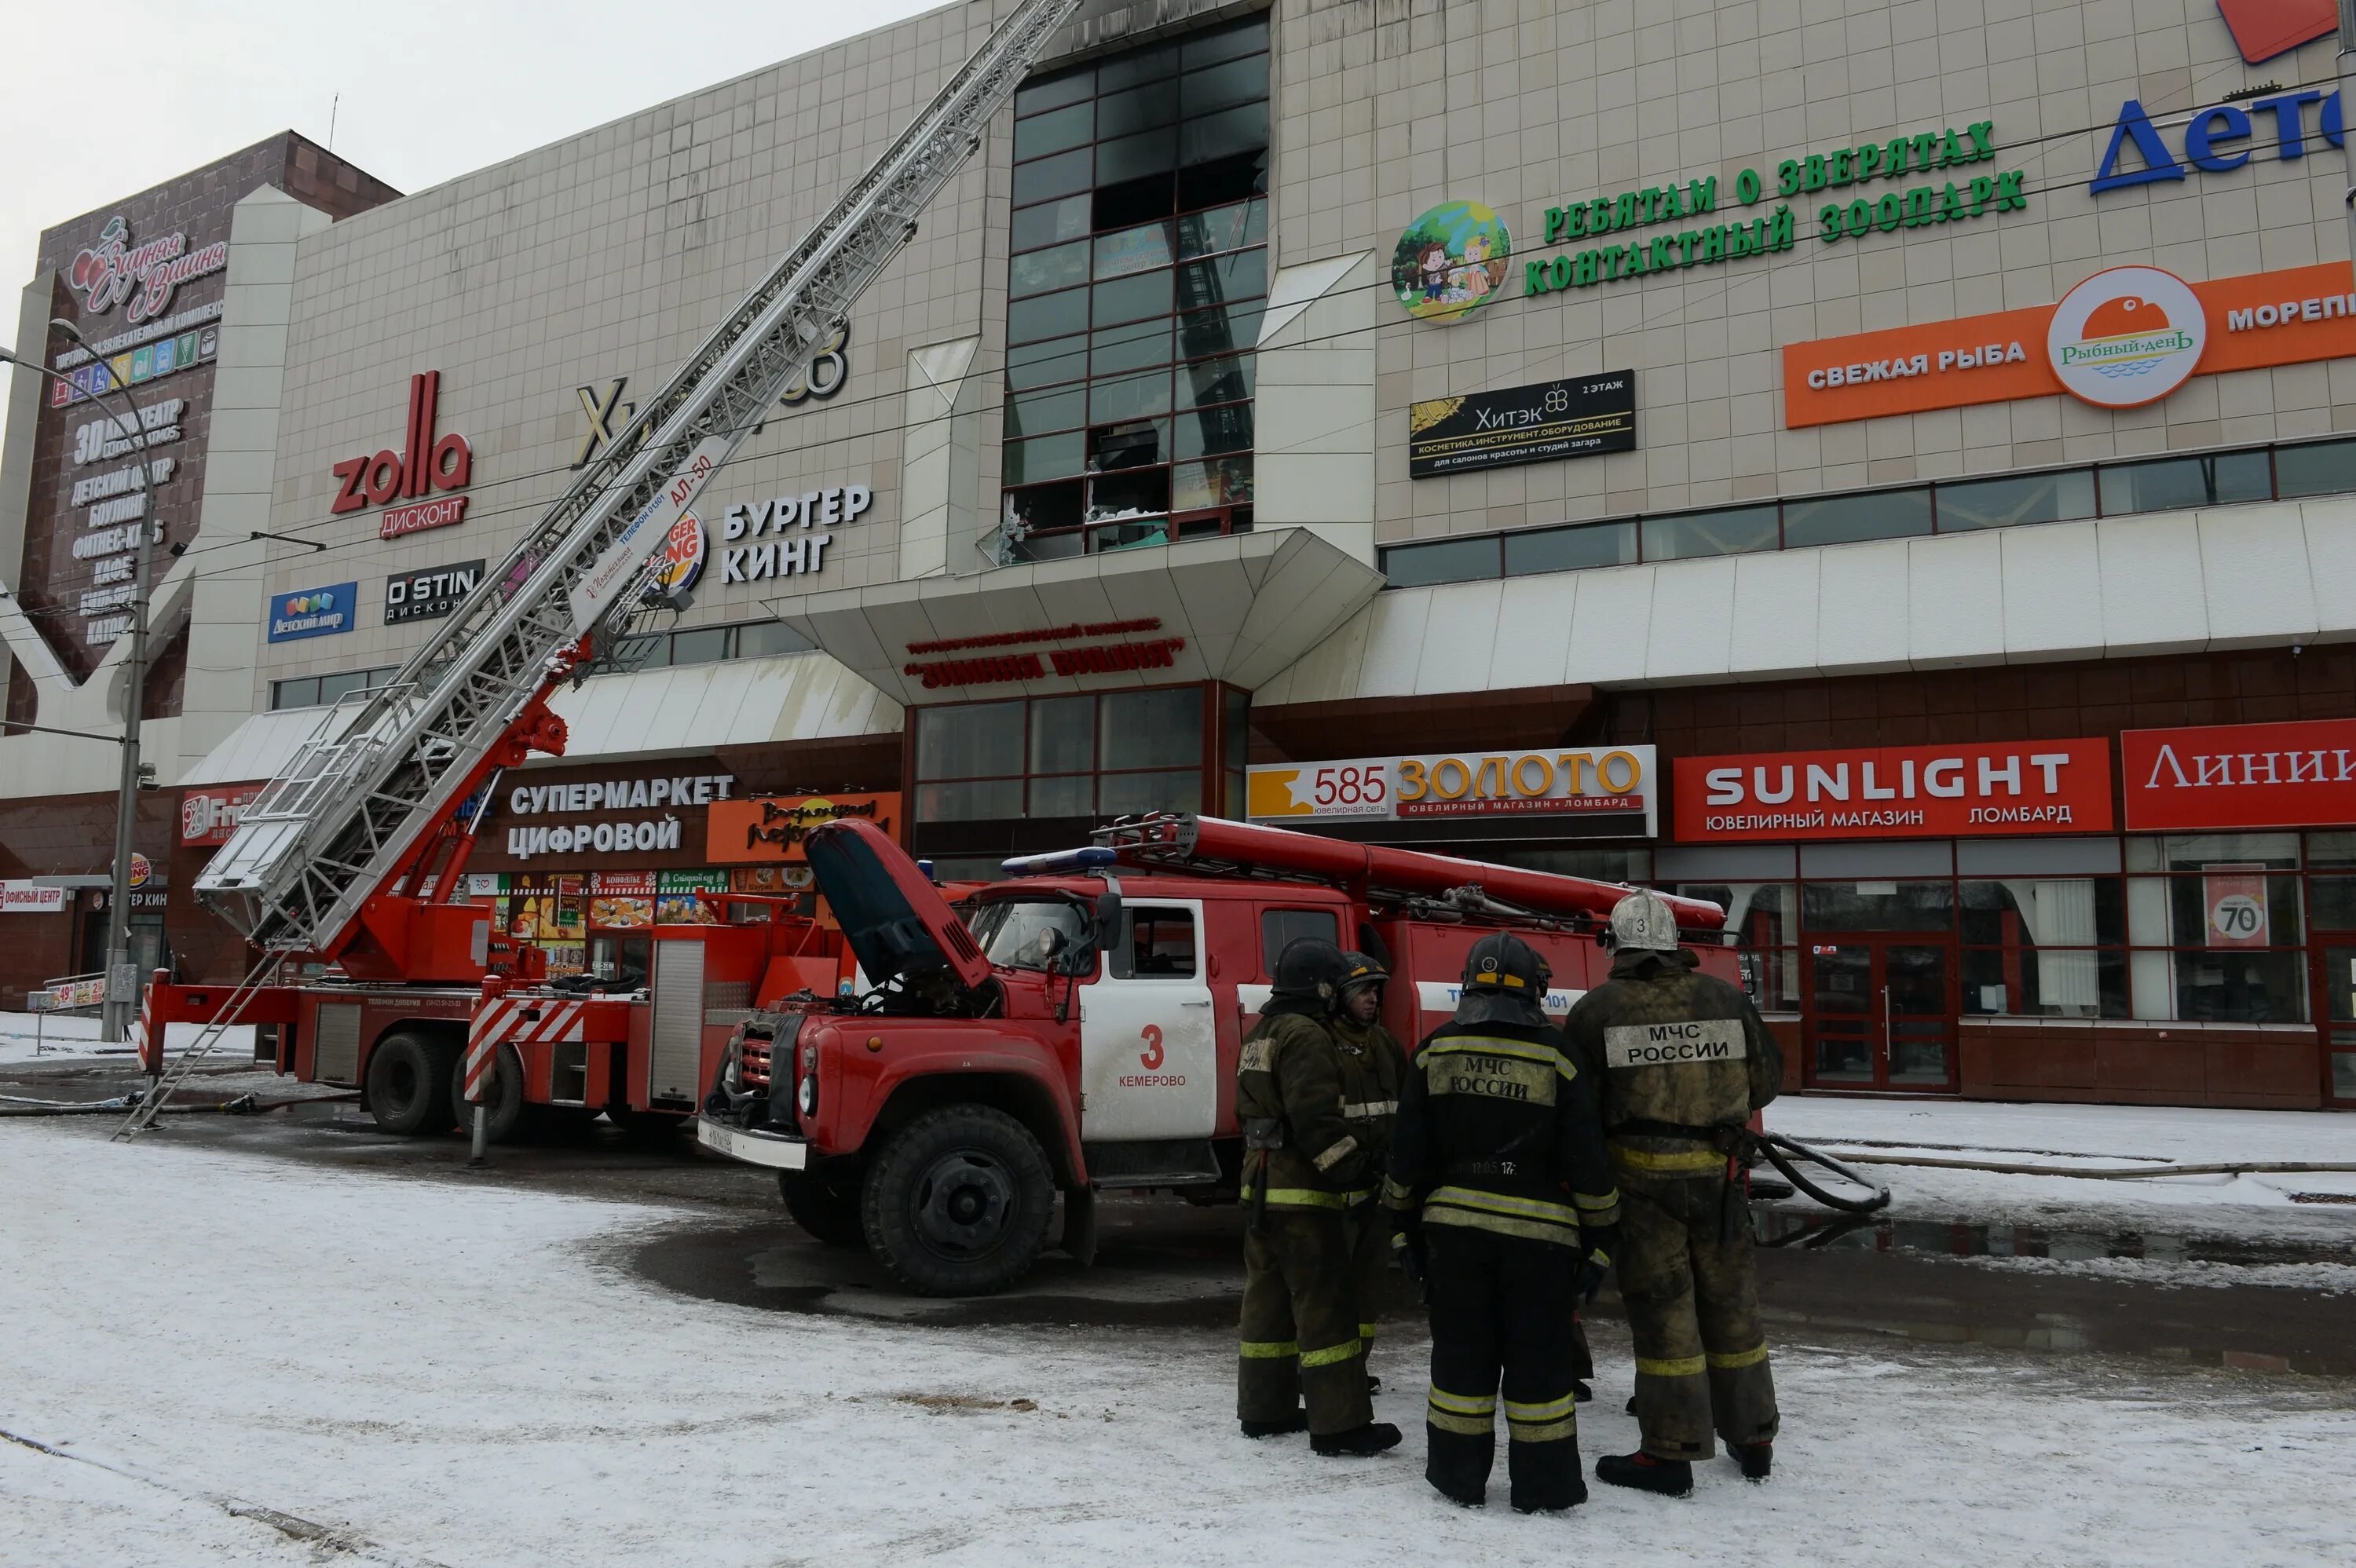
[696,1116,810,1171]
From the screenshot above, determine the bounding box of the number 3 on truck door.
[1077,901,1215,1140]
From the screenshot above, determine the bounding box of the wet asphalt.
[6,1051,2352,1377]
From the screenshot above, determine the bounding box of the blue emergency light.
[999,846,1118,876]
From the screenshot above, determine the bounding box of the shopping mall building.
[3,0,2353,1109]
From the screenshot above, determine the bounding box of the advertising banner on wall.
[2,882,70,913]
[657,870,730,923]
[180,784,262,845]
[706,794,901,863]
[2121,718,2356,832]
[588,871,656,929]
[1673,740,2113,842]
[1247,748,1660,838]
[1407,371,1636,477]
[1783,260,2356,427]
[265,583,356,642]
[10,141,397,685]
[2203,864,2271,947]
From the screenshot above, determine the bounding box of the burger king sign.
[646,512,707,601]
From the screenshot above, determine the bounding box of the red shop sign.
[1674,739,2113,842]
[2120,718,2356,832]
[181,784,262,845]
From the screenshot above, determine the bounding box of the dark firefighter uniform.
[1563,890,1783,1495]
[1235,939,1401,1455]
[1385,934,1619,1512]
[1331,952,1406,1377]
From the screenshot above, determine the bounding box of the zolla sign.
[1520,119,2024,298]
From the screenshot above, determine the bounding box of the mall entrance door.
[2314,933,2356,1107]
[1803,936,1958,1092]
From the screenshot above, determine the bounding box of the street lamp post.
[0,319,159,1044]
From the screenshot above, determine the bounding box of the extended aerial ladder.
[1008,813,1729,932]
[121,0,1092,1137]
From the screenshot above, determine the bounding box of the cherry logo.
[331,371,470,514]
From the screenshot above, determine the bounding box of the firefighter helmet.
[1608,890,1682,953]
[1462,932,1549,994]
[1339,950,1388,998]
[1271,938,1352,1010]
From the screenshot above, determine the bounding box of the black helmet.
[1462,932,1549,996]
[1339,950,1388,998]
[1271,938,1351,1014]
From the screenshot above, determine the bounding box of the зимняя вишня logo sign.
[1392,201,1512,323]
[2045,265,2207,408]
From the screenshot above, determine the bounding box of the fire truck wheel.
[365,1032,456,1136]
[862,1106,1055,1296]
[777,1165,868,1248]
[446,1043,527,1142]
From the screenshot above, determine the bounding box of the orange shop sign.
[1673,739,2114,842]
[706,793,901,864]
[1783,260,2356,427]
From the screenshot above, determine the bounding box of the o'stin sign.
[2045,266,2206,408]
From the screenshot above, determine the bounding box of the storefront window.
[1801,879,1953,931]
[2098,451,2270,514]
[914,687,1206,828]
[1781,488,1933,549]
[1670,881,1795,1012]
[2310,832,2356,930]
[1641,505,1779,562]
[1959,877,2127,1018]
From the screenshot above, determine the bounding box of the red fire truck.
[693,812,1732,1296]
[135,794,852,1140]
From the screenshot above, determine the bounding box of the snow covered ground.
[0,1008,256,1067]
[5,1121,2352,1568]
[1766,1097,2356,1246]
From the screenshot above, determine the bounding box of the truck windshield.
[966,899,1092,973]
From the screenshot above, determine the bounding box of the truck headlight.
[797,1074,818,1117]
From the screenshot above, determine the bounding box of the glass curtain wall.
[1002,16,1270,560]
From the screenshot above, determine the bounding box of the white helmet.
[1608,890,1681,953]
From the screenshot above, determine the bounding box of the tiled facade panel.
[1615,645,2356,761]
[1264,0,2356,543]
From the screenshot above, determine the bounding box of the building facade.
[4,0,2353,1106]
[0,134,399,1001]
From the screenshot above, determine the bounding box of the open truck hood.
[803,818,994,992]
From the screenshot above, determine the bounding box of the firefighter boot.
[1734,1441,1772,1480]
[1312,1421,1403,1457]
[1239,1413,1308,1438]
[1596,1452,1694,1497]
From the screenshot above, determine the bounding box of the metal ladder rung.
[112,958,281,1140]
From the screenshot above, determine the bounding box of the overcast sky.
[2,0,946,305]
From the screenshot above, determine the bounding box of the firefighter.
[1563,889,1783,1497]
[1235,937,1403,1456]
[1385,934,1619,1513]
[1332,952,1405,1385]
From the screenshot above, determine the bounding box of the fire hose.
[1751,1130,1894,1214]
[0,1091,357,1117]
